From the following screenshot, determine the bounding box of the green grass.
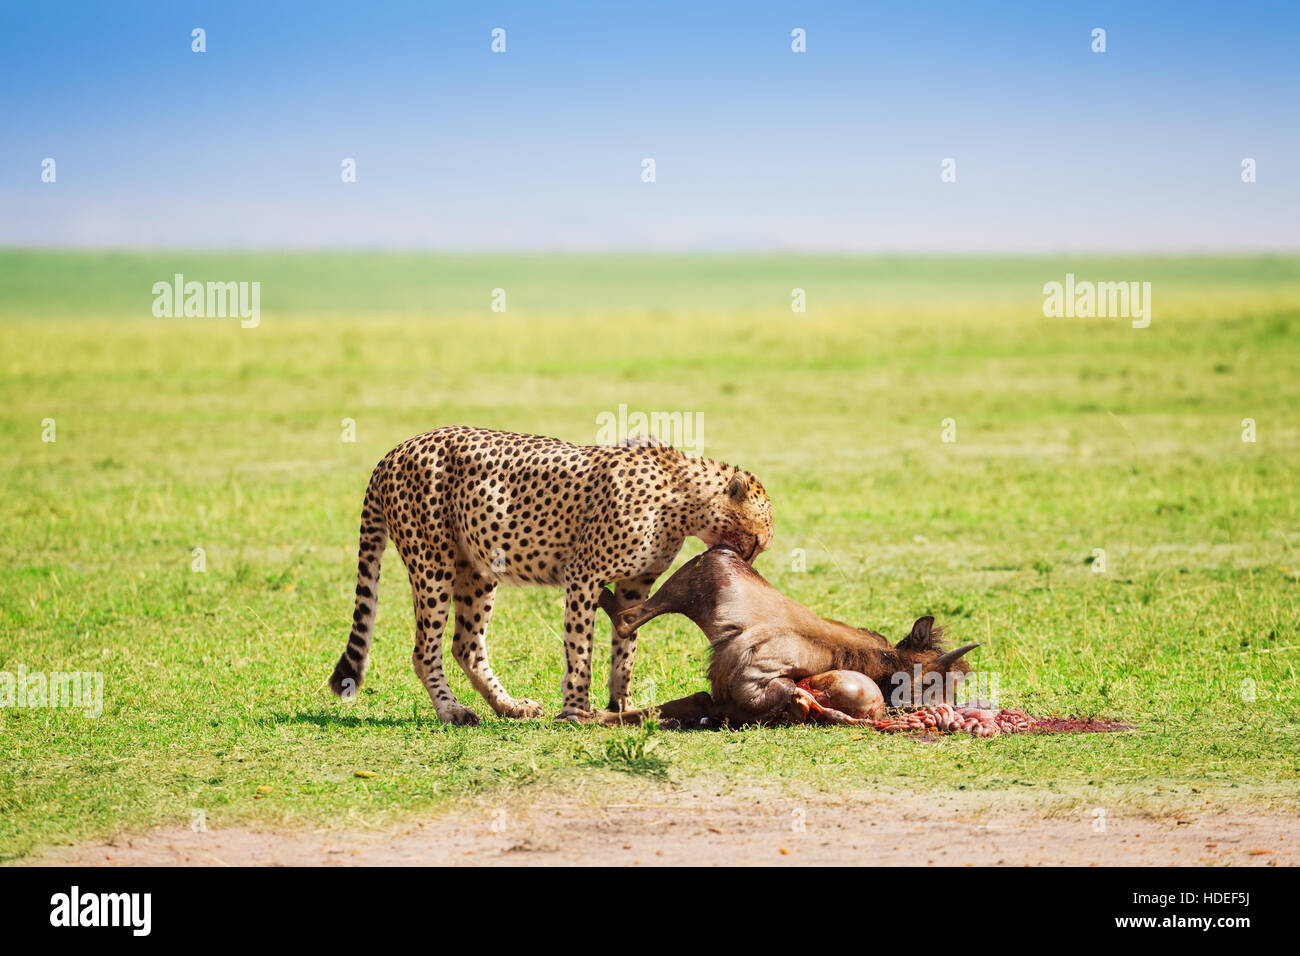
[2,250,1298,862]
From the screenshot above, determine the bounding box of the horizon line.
[5,246,1299,258]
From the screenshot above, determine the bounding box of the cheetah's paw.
[436,703,481,726]
[498,697,544,719]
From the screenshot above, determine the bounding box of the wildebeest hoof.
[554,709,594,723]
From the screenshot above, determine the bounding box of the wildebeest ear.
[726,472,748,501]
[897,615,938,651]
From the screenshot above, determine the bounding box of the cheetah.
[327,425,774,724]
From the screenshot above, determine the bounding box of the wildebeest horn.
[931,643,979,671]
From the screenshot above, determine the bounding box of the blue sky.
[2,0,1297,251]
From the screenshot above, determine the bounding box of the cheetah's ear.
[726,472,748,502]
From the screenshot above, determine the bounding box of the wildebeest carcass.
[595,544,978,728]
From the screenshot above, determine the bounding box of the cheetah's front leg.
[556,577,603,720]
[605,572,658,712]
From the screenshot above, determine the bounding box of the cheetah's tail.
[329,475,387,699]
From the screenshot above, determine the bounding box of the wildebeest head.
[885,616,978,707]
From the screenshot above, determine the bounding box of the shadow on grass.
[269,710,425,729]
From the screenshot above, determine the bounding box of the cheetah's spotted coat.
[328,426,773,723]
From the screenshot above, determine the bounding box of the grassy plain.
[1,251,1297,862]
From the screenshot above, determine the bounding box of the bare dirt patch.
[42,790,1298,867]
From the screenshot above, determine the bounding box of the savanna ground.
[1,251,1298,865]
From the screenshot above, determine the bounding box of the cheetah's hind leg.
[450,565,543,720]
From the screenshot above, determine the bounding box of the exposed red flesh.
[1028,716,1134,733]
[796,670,886,721]
[784,671,1133,736]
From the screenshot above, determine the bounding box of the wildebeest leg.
[604,680,875,728]
[598,587,669,644]
[793,688,869,726]
[597,691,715,727]
[733,678,874,726]
[725,676,803,726]
[597,563,701,642]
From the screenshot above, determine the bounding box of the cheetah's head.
[697,470,773,563]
